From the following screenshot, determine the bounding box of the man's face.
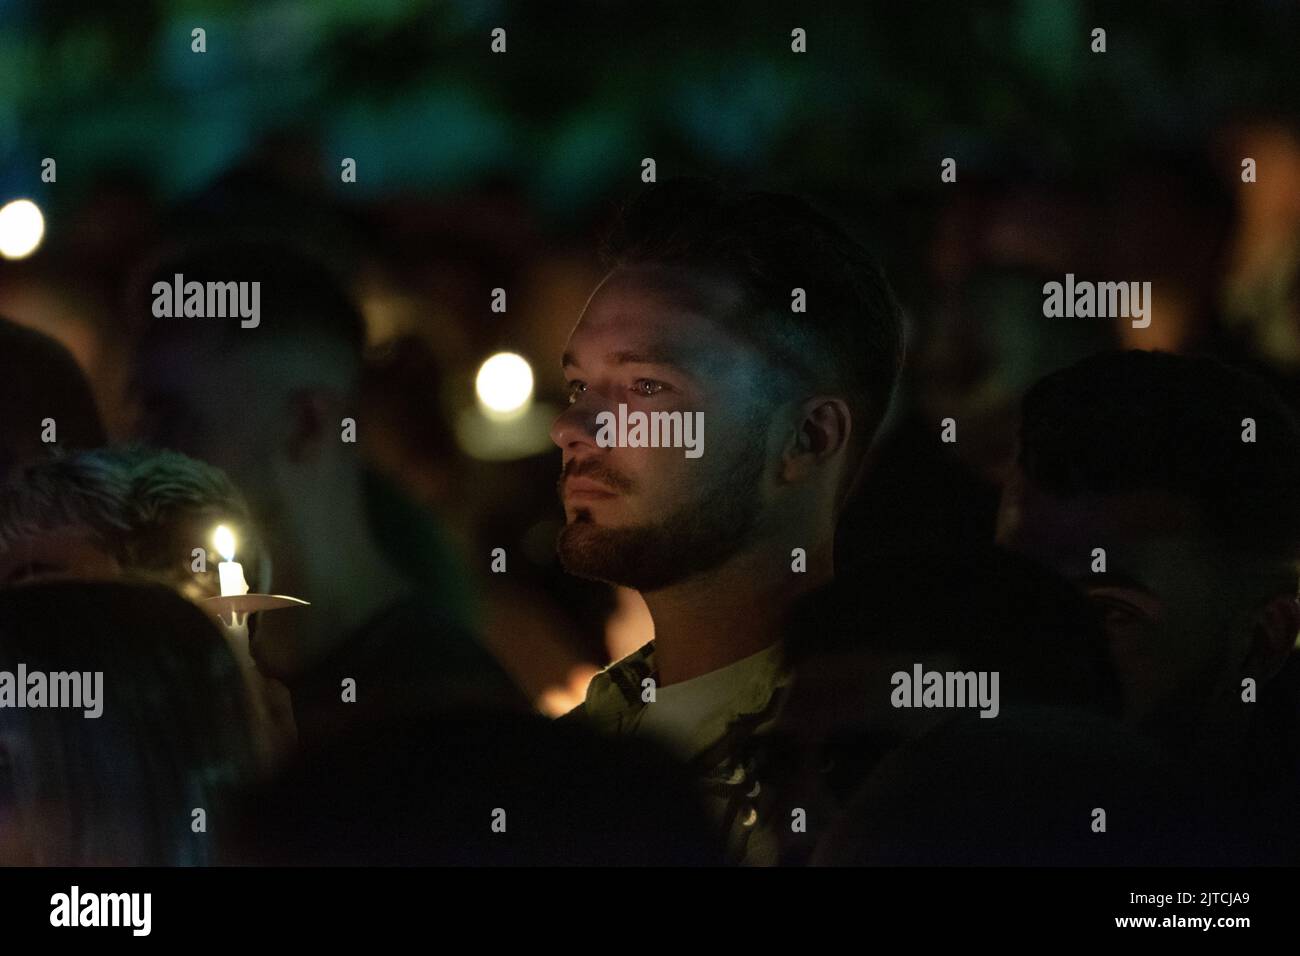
[995,464,1251,729]
[551,265,782,591]
[132,339,279,520]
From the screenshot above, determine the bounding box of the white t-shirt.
[629,642,785,759]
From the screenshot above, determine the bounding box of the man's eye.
[632,379,666,397]
[565,380,587,405]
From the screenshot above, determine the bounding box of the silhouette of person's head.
[0,317,106,482]
[0,445,260,599]
[0,581,253,864]
[998,350,1300,745]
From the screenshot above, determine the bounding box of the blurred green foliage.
[1,0,1296,221]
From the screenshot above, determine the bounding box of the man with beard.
[551,178,905,863]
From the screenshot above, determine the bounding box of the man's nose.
[550,397,604,451]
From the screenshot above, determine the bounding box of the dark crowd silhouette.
[3,170,1300,867]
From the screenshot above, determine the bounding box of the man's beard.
[556,440,767,592]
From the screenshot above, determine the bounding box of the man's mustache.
[558,457,636,495]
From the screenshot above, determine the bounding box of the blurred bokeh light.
[475,351,534,417]
[0,198,44,258]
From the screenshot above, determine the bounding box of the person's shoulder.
[556,700,588,722]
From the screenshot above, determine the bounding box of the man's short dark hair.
[1018,349,1300,563]
[599,177,906,503]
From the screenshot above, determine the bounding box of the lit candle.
[213,524,250,597]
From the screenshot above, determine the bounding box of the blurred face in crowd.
[551,264,787,591]
[0,528,120,587]
[133,339,282,519]
[134,330,358,524]
[995,463,1290,732]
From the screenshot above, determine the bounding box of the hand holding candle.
[202,523,307,640]
[206,523,298,766]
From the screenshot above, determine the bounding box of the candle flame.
[213,525,236,562]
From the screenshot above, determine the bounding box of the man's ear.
[1243,594,1300,684]
[781,396,852,483]
[284,388,340,464]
